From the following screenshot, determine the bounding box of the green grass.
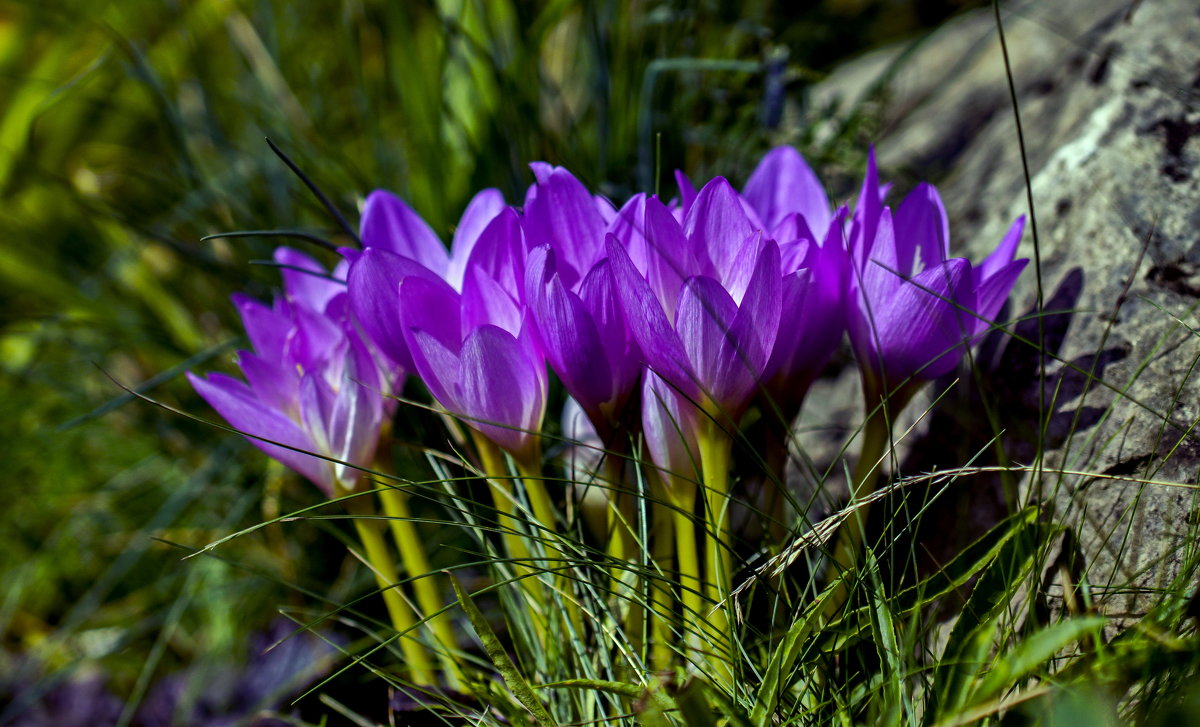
[4,0,1200,725]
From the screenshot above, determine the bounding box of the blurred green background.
[0,0,985,722]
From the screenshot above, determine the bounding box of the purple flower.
[660,150,849,415]
[348,189,512,372]
[847,150,1028,394]
[762,207,850,413]
[353,207,547,459]
[525,246,640,436]
[522,163,615,291]
[400,278,547,461]
[188,247,395,496]
[360,187,507,291]
[641,371,700,490]
[608,180,783,421]
[742,145,834,242]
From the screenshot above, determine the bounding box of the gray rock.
[790,0,1200,617]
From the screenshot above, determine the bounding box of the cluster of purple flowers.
[191,146,1026,495]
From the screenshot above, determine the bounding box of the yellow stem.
[668,482,705,666]
[475,434,548,624]
[377,485,464,690]
[517,458,584,637]
[351,510,435,684]
[697,417,734,685]
[601,450,643,664]
[604,453,637,567]
[476,436,535,569]
[650,497,676,672]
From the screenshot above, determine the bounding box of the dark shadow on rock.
[868,267,1127,609]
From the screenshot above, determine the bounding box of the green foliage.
[5,0,1199,725]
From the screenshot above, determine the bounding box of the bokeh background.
[1,1,983,723]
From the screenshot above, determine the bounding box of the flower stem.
[668,483,706,666]
[602,450,642,660]
[377,485,464,691]
[350,503,435,684]
[697,417,735,686]
[604,451,637,567]
[822,401,892,621]
[649,498,676,672]
[516,457,584,638]
[474,435,542,599]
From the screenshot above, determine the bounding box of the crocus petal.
[773,212,819,251]
[188,372,331,494]
[326,376,384,489]
[233,294,290,362]
[344,327,387,396]
[607,193,649,264]
[398,274,463,409]
[283,304,346,374]
[529,161,554,184]
[643,196,701,315]
[856,208,903,305]
[398,274,462,353]
[527,245,613,415]
[461,208,526,304]
[347,247,446,369]
[722,240,783,402]
[893,182,951,275]
[674,170,698,217]
[562,396,603,484]
[976,215,1026,282]
[673,241,781,413]
[405,327,462,412]
[675,275,741,405]
[606,234,695,399]
[595,195,618,225]
[238,351,298,415]
[743,146,832,238]
[641,371,700,486]
[851,146,884,264]
[523,166,607,289]
[972,258,1029,335]
[684,177,754,280]
[457,324,546,457]
[360,189,450,276]
[721,231,765,305]
[778,238,815,275]
[274,247,345,313]
[578,258,641,406]
[858,258,975,383]
[462,264,523,337]
[763,268,816,383]
[446,188,507,291]
[765,242,848,399]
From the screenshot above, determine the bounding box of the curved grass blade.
[448,572,555,727]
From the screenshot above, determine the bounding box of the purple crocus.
[526,246,640,437]
[360,187,507,291]
[353,205,547,460]
[847,150,1027,399]
[349,187,510,373]
[661,149,849,416]
[608,180,783,423]
[760,211,850,415]
[188,247,395,496]
[742,145,834,242]
[522,163,615,292]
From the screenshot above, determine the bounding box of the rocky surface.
[791,0,1200,618]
